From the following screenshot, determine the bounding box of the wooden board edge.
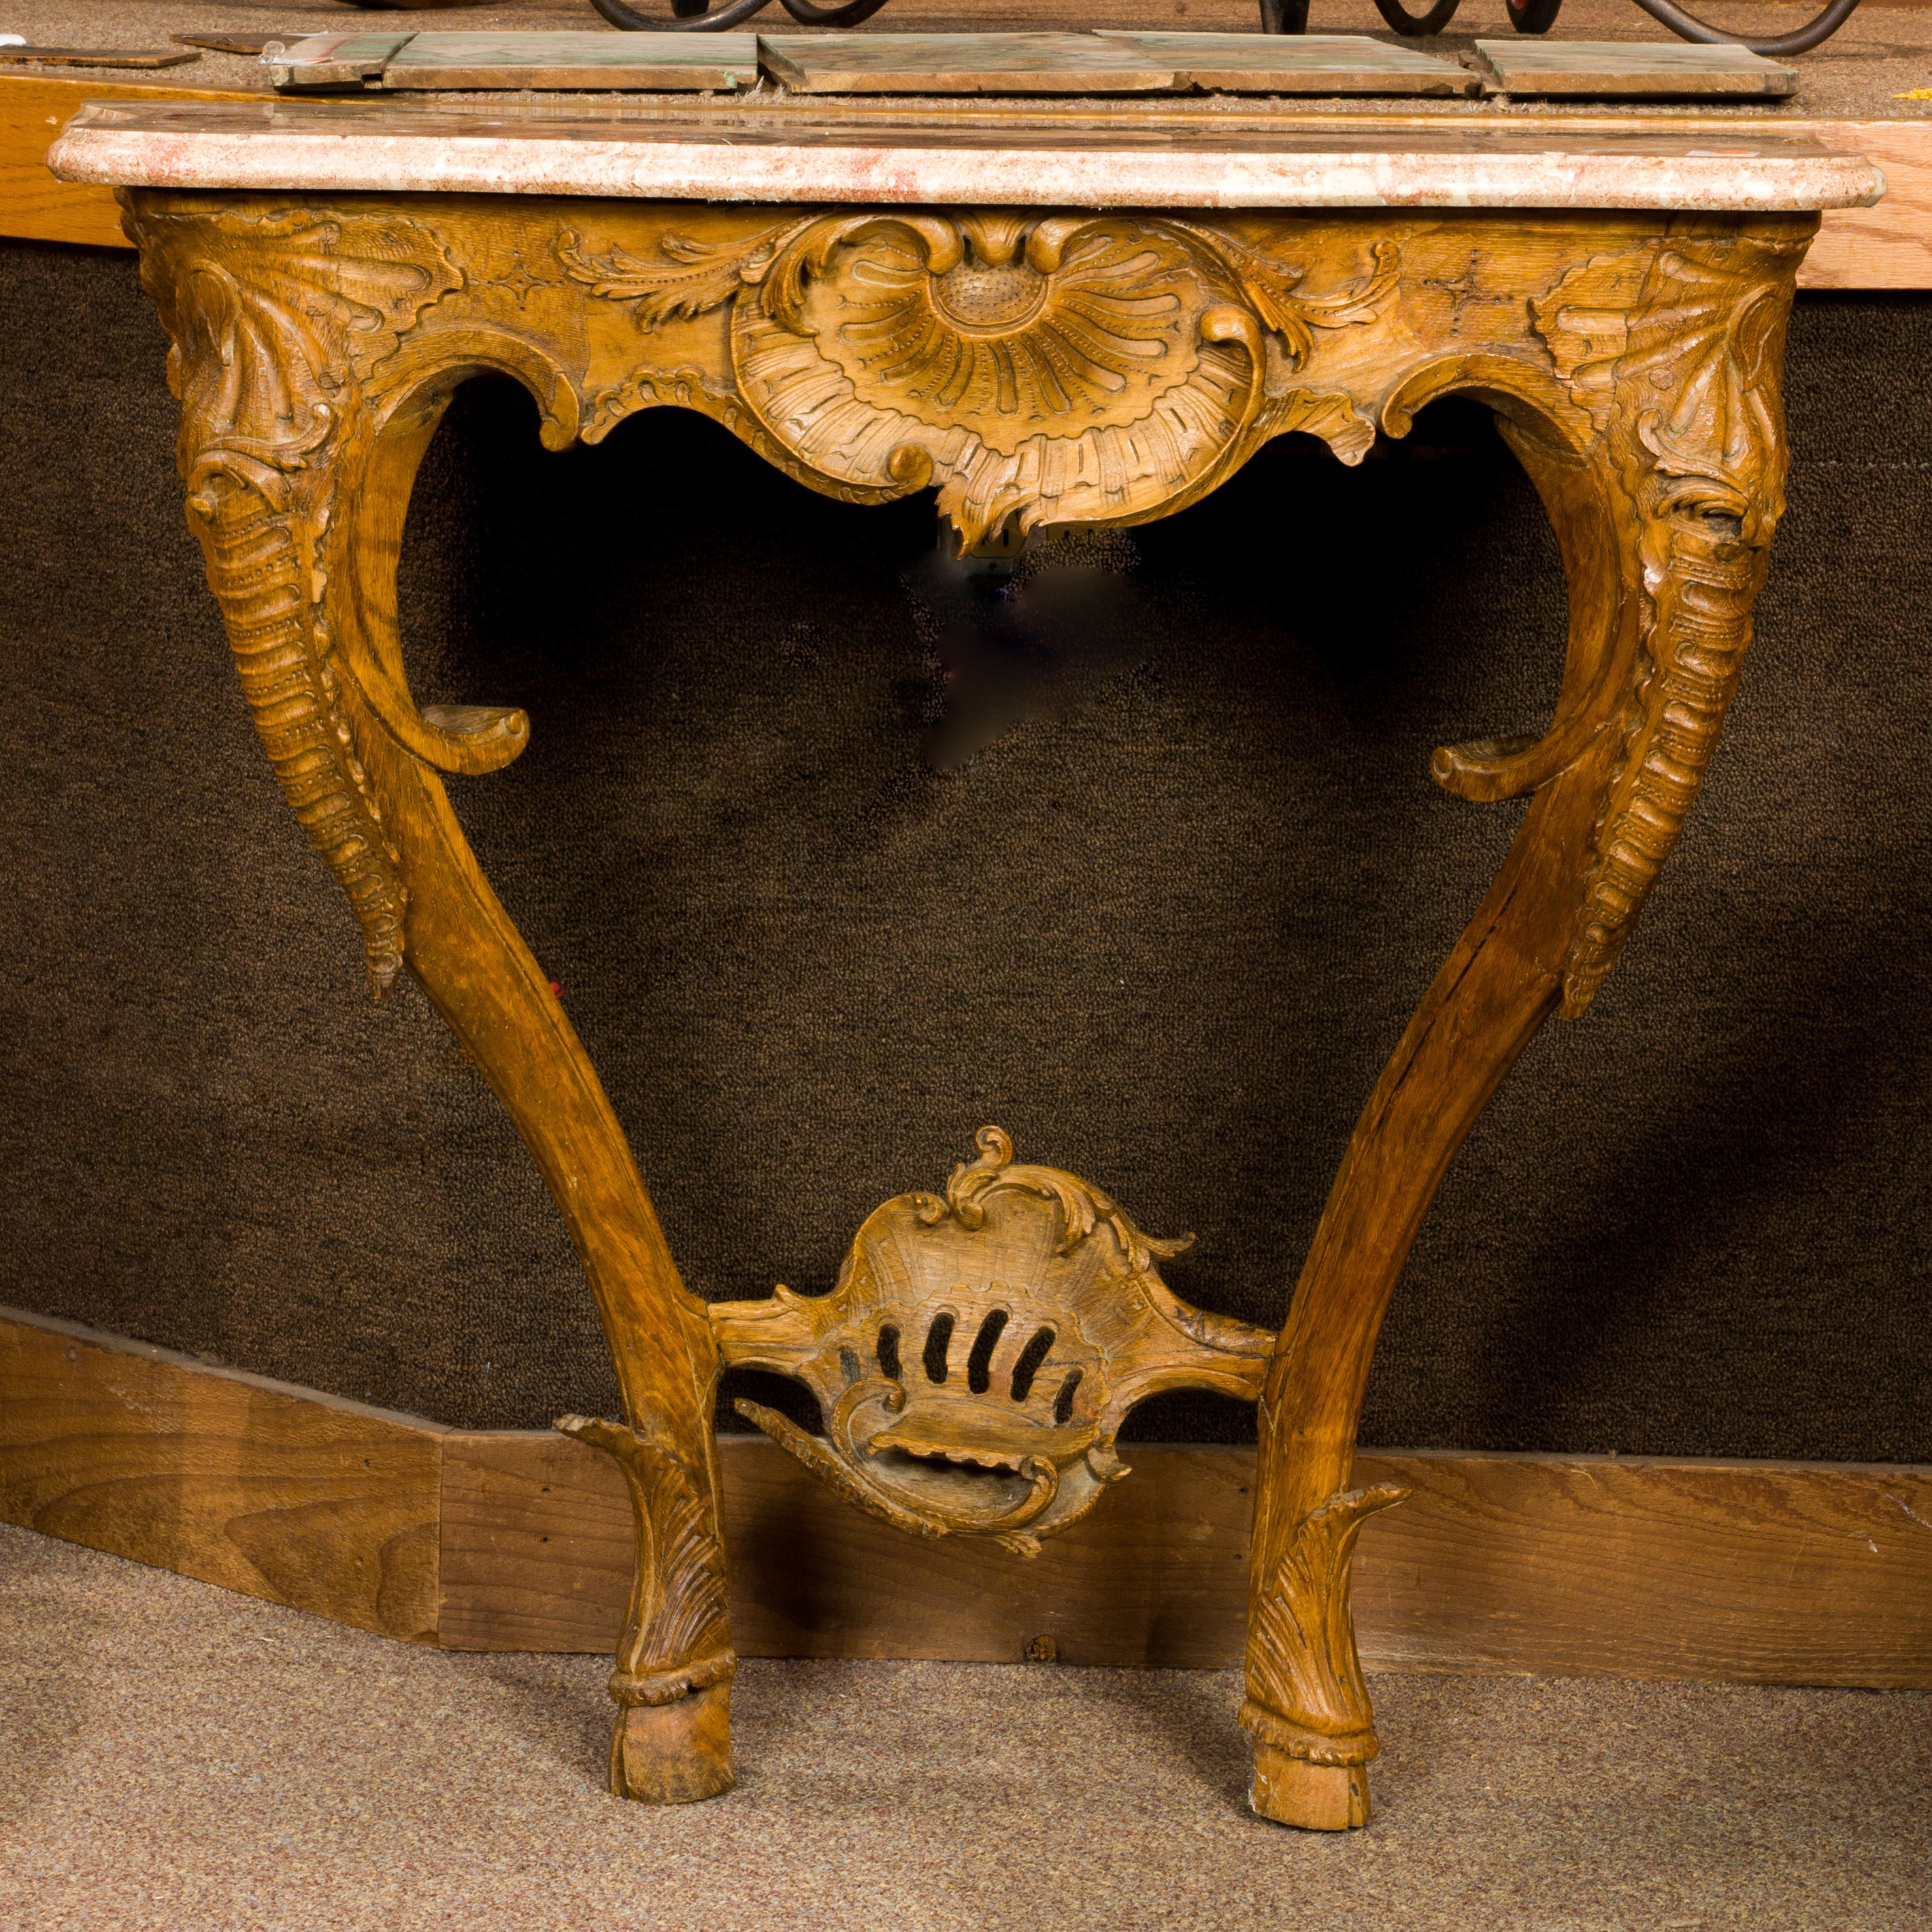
[437,1427,1932,1686]
[0,1304,446,1642]
[0,1304,456,1431]
[0,74,261,248]
[8,1307,1929,1684]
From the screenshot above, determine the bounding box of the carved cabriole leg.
[124,190,736,1802]
[122,184,1816,1822]
[1242,216,1812,1828]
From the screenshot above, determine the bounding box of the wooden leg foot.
[1250,1744,1371,1830]
[609,1684,736,1804]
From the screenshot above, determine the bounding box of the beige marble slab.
[1471,40,1799,100]
[48,98,1884,212]
[758,31,1176,95]
[1093,31,1476,98]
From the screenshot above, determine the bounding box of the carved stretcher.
[50,97,1880,1830]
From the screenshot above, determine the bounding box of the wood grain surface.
[1795,118,1932,286]
[0,76,254,246]
[439,1430,1932,1687]
[3,71,1928,286]
[7,1310,1929,1684]
[0,1306,444,1642]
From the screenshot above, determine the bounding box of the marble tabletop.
[51,97,1884,211]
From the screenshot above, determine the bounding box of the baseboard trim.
[5,1305,1929,1685]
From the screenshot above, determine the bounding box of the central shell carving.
[710,1127,1276,1555]
[802,223,1201,455]
[729,213,1263,544]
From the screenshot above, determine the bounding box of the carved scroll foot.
[610,1683,736,1805]
[1251,1751,1371,1831]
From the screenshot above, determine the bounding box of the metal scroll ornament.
[710,1127,1276,1555]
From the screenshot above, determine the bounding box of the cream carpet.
[2,1521,1927,1931]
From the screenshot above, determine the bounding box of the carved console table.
[52,98,1880,1831]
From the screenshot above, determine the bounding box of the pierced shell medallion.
[710,1127,1276,1555]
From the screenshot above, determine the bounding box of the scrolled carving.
[1561,227,1808,1017]
[124,200,464,996]
[561,212,1393,545]
[711,1125,1276,1556]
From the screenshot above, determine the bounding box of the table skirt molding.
[67,173,1858,1827]
[6,1306,1932,1690]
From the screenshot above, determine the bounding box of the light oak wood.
[7,1307,1925,1695]
[0,1306,443,1642]
[707,1124,1276,1554]
[437,1432,1932,1689]
[0,77,259,247]
[105,177,1827,1825]
[1793,118,1932,286]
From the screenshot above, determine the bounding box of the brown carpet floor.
[3,1522,1927,1932]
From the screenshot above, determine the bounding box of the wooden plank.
[1354,1452,1932,1688]
[0,48,201,72]
[439,1433,1259,1664]
[439,1432,1932,1687]
[0,75,257,246]
[1471,39,1797,99]
[1091,31,1476,97]
[759,32,1179,96]
[0,1307,444,1643]
[376,33,761,95]
[5,1303,1925,1682]
[1796,118,1932,286]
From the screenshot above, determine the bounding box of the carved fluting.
[555,1414,736,1708]
[561,213,1391,545]
[123,201,461,995]
[1242,1457,1410,1766]
[710,1126,1276,1555]
[1538,229,1805,1017]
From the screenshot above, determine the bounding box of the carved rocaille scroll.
[557,211,1393,545]
[712,1127,1276,1556]
[120,186,1817,1828]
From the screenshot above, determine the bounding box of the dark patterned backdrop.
[3,238,1927,1459]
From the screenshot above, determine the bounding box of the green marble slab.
[1471,39,1798,99]
[1093,31,1474,97]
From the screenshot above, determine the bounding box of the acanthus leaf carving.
[127,201,463,996]
[1560,227,1807,1017]
[557,218,810,325]
[555,1412,736,1706]
[1242,1463,1410,1765]
[1530,247,1652,425]
[560,210,1391,545]
[1176,231,1400,370]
